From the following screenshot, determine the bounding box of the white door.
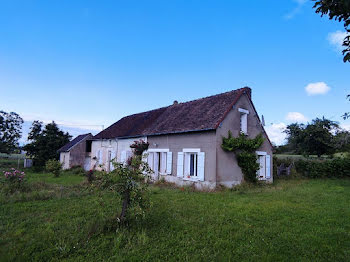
[258,155,266,180]
[84,157,91,171]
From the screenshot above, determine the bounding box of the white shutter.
[166,152,172,174]
[177,152,184,178]
[161,152,167,173]
[110,151,116,171]
[98,150,102,165]
[121,150,127,164]
[266,155,271,179]
[154,153,159,175]
[198,152,205,181]
[148,152,154,170]
[241,114,248,134]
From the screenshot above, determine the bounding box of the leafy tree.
[284,123,306,154]
[23,121,71,166]
[93,140,152,224]
[303,117,339,157]
[334,130,350,151]
[284,117,339,157]
[0,111,24,154]
[313,0,350,62]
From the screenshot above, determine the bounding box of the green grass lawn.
[1,173,350,261]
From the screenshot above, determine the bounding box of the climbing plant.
[222,131,264,183]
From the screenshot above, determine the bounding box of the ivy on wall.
[222,131,264,183]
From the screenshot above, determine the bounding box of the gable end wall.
[216,94,273,186]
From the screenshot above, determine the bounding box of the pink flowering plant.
[1,168,27,194]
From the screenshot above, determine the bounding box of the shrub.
[1,168,27,194]
[93,140,152,225]
[68,165,85,175]
[45,159,62,177]
[86,170,95,183]
[275,156,350,179]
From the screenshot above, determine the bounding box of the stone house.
[58,133,93,170]
[89,87,273,189]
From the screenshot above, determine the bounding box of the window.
[238,108,249,134]
[256,151,271,180]
[177,149,205,181]
[147,150,170,175]
[185,152,198,177]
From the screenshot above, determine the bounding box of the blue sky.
[0,0,349,145]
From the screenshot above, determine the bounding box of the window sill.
[183,177,200,182]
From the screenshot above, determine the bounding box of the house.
[58,133,93,170]
[91,87,273,189]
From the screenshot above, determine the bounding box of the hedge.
[274,157,350,179]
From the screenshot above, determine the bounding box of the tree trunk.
[119,190,130,222]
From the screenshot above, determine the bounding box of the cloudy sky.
[0,0,349,145]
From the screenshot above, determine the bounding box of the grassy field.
[1,172,350,261]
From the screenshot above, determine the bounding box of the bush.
[68,165,85,175]
[1,168,27,194]
[274,156,350,179]
[45,159,62,177]
[86,170,95,183]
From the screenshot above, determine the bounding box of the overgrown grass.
[1,173,350,261]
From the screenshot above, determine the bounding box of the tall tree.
[284,123,306,154]
[0,111,24,154]
[303,117,339,157]
[284,117,339,157]
[23,121,71,166]
[313,0,350,62]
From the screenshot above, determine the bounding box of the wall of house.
[69,141,87,168]
[147,131,217,186]
[215,93,273,187]
[90,137,147,170]
[59,152,70,170]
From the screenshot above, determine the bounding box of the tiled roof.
[93,87,250,139]
[58,133,92,152]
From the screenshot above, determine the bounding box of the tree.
[313,0,350,62]
[93,140,152,224]
[0,111,24,154]
[303,117,339,157]
[284,123,306,154]
[284,117,339,157]
[23,121,71,166]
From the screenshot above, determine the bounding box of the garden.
[1,165,350,261]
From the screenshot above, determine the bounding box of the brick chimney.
[243,86,252,100]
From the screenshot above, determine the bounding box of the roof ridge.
[174,88,241,106]
[119,88,244,119]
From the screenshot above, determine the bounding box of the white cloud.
[265,122,287,145]
[305,82,331,96]
[328,30,348,51]
[340,124,350,131]
[284,0,307,19]
[286,112,308,122]
[22,113,103,131]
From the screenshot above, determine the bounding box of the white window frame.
[147,149,170,175]
[182,148,200,181]
[256,151,268,181]
[239,108,249,135]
